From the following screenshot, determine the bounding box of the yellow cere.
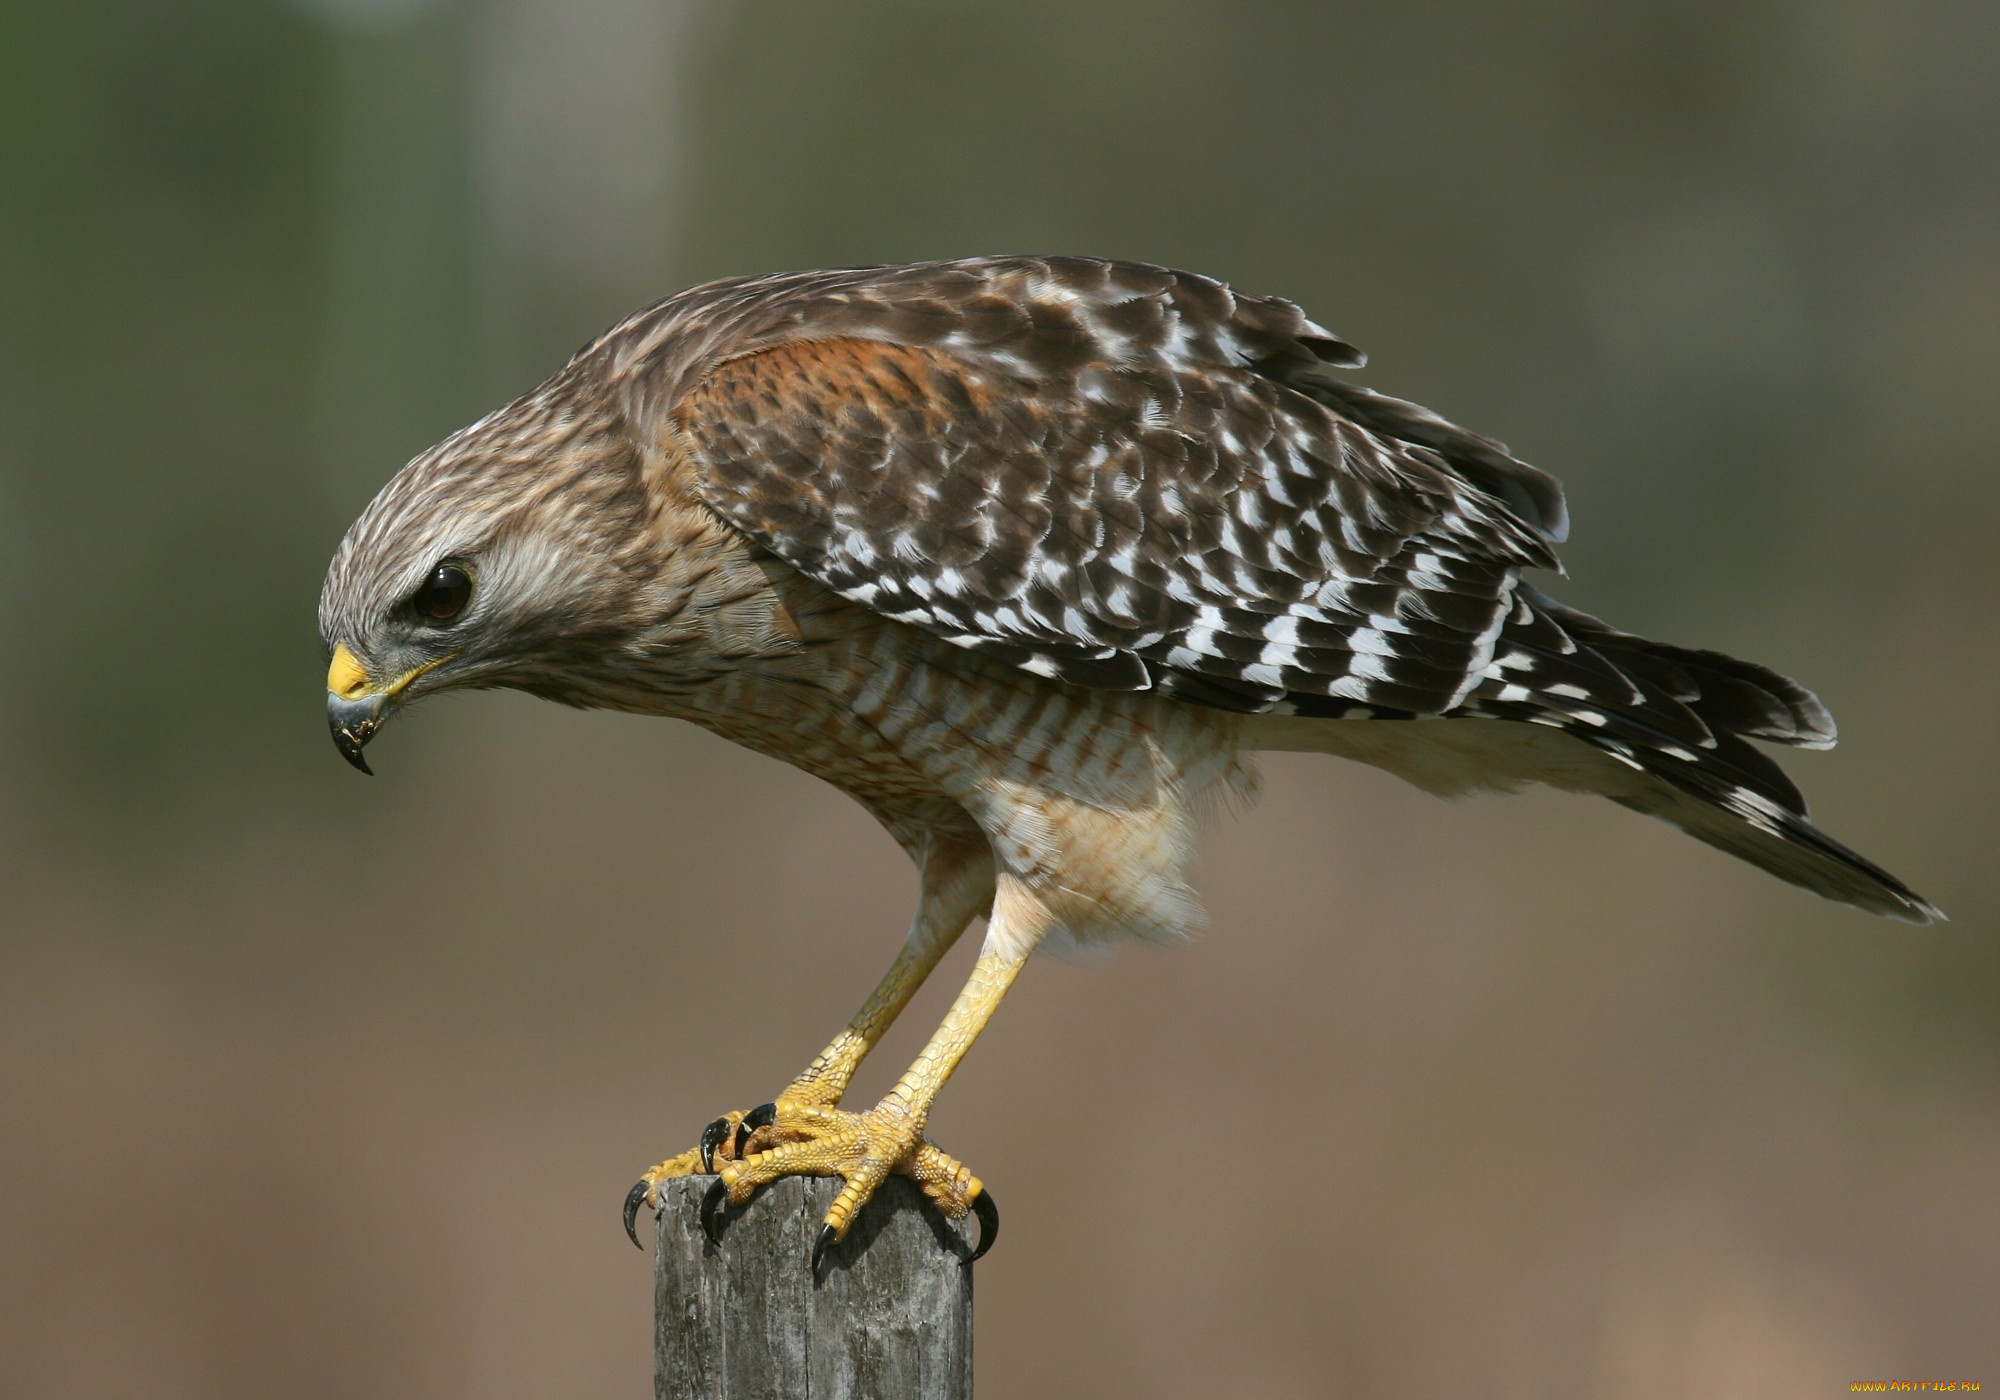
[327,644,370,699]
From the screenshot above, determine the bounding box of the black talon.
[811,1223,837,1274]
[623,1179,651,1250]
[699,1178,731,1248]
[698,1116,734,1174]
[966,1187,999,1265]
[734,1101,778,1159]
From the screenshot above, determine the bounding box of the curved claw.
[733,1101,778,1158]
[811,1222,837,1274]
[965,1185,998,1265]
[698,1116,734,1175]
[623,1179,651,1250]
[699,1178,731,1248]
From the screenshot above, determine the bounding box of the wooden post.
[653,1175,976,1400]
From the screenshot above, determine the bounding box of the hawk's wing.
[602,255,1930,921]
[658,256,1567,718]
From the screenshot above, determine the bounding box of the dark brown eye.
[411,564,472,622]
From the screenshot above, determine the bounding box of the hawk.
[318,255,1939,1268]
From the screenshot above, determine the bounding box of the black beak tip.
[328,704,381,775]
[330,724,375,775]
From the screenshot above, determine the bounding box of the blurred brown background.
[2,2,1995,1396]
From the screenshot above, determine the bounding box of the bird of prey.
[319,255,1939,1268]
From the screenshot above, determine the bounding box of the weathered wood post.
[653,1175,976,1399]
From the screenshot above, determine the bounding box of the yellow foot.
[625,1096,996,1267]
[621,1104,772,1248]
[708,1099,997,1270]
[621,1096,999,1266]
[621,1082,844,1246]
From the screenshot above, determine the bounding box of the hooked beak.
[328,690,387,774]
[326,643,385,775]
[325,643,455,775]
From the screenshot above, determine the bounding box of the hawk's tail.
[1251,589,1943,924]
[1459,589,1941,923]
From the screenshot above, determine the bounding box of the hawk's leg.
[700,878,1047,1266]
[687,931,963,1171]
[624,841,991,1243]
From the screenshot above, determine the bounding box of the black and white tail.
[1252,585,1942,924]
[1469,588,1939,922]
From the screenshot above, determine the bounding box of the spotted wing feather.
[654,256,1562,720]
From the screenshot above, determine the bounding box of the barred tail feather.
[1595,745,1942,924]
[1245,598,1942,924]
[1519,590,1837,751]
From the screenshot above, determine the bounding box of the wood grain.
[653,1174,975,1399]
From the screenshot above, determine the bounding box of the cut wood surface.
[653,1174,976,1400]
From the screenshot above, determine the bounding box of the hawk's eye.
[411,564,472,622]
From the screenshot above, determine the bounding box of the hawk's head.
[317,385,663,773]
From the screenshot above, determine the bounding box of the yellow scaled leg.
[705,910,1037,1269]
[624,842,992,1248]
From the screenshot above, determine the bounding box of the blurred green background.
[2,2,1995,1395]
